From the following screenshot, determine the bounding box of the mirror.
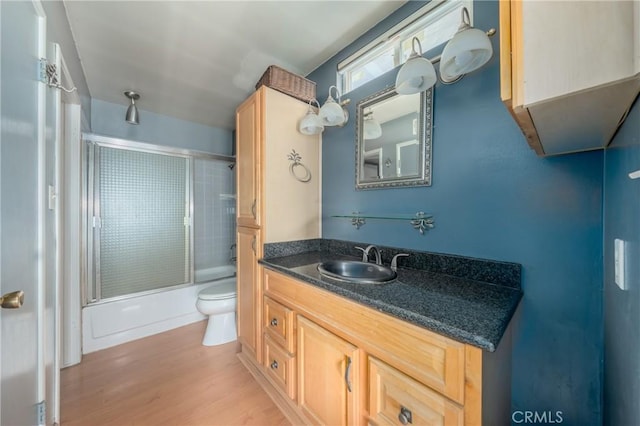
[355,86,433,190]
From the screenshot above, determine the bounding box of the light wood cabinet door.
[235,89,261,228]
[236,226,261,361]
[297,315,360,426]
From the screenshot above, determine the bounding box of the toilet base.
[202,311,237,346]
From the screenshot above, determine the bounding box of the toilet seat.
[198,282,236,301]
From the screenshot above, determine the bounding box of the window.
[338,0,473,93]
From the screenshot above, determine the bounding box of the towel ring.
[287,149,311,183]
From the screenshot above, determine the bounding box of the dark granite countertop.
[259,239,523,352]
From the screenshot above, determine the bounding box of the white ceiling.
[63,1,407,130]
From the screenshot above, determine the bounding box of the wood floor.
[60,321,290,426]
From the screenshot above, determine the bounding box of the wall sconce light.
[395,38,437,95]
[124,91,140,125]
[395,7,495,94]
[439,7,494,83]
[298,99,324,135]
[319,85,349,127]
[363,110,382,139]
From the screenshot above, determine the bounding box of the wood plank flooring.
[60,321,290,426]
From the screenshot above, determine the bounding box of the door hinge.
[36,400,46,425]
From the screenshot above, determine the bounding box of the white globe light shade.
[298,110,324,135]
[363,117,382,139]
[439,27,493,83]
[319,98,346,126]
[395,56,437,95]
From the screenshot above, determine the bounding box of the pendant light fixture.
[439,7,494,84]
[395,37,437,95]
[124,91,140,125]
[298,99,324,135]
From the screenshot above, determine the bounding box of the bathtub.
[82,265,236,353]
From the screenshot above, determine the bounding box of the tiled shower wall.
[194,158,236,273]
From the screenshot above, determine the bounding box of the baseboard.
[237,350,308,425]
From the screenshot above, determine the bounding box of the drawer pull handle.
[398,406,413,425]
[270,318,278,327]
[270,360,278,370]
[344,356,352,393]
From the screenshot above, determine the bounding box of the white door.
[0,1,49,425]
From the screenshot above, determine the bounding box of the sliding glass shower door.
[85,135,236,304]
[88,143,191,301]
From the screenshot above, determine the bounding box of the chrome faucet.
[365,245,382,265]
[354,246,368,262]
[355,245,382,265]
[391,253,410,271]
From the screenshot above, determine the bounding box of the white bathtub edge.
[82,277,236,354]
[82,310,206,354]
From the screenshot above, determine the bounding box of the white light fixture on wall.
[319,86,349,127]
[298,99,324,135]
[124,91,140,125]
[363,110,382,139]
[439,7,494,83]
[395,37,437,95]
[395,7,495,95]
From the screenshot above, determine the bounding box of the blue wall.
[308,1,604,423]
[91,99,233,155]
[603,98,640,426]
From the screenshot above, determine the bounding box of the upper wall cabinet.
[236,85,322,242]
[236,90,262,228]
[500,0,640,156]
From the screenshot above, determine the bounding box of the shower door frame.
[82,133,235,306]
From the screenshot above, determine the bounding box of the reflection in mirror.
[356,86,432,190]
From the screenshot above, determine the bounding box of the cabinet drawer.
[369,357,463,426]
[264,296,295,353]
[263,335,296,400]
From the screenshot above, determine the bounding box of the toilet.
[196,279,237,346]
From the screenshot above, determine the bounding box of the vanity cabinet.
[500,0,640,155]
[235,85,321,364]
[244,268,512,426]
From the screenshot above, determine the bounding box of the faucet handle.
[391,253,410,271]
[354,246,368,262]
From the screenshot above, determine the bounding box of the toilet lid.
[198,281,236,300]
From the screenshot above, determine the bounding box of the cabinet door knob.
[270,360,278,370]
[398,406,413,425]
[270,318,278,327]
